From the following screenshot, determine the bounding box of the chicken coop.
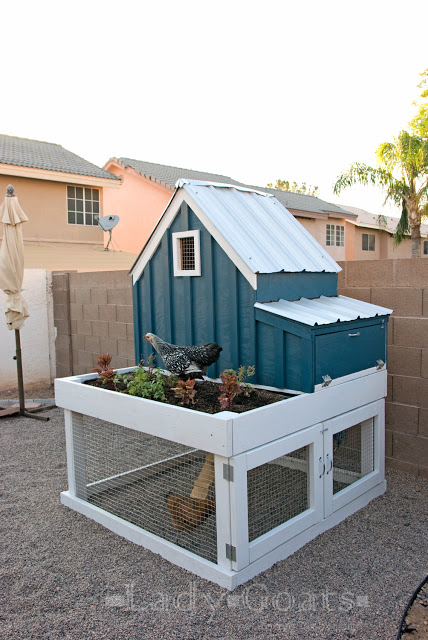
[56,180,392,590]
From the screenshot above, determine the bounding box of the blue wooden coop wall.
[132,202,257,378]
[132,198,388,391]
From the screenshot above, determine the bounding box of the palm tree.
[334,130,428,258]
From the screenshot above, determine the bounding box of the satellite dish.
[98,215,120,251]
[98,215,120,231]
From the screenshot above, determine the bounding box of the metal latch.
[226,544,236,561]
[322,375,332,387]
[376,359,385,369]
[223,463,234,482]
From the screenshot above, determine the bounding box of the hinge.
[223,463,234,482]
[322,375,332,387]
[226,544,237,561]
[376,359,385,370]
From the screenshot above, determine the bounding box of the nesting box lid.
[255,295,392,326]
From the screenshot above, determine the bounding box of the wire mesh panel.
[73,416,218,563]
[247,445,309,542]
[180,236,195,271]
[332,418,374,495]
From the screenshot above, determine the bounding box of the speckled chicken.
[144,333,222,377]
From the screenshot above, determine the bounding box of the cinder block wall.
[52,270,134,378]
[338,259,428,480]
[52,261,427,479]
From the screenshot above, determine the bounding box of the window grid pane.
[336,226,344,247]
[362,233,375,251]
[67,186,100,226]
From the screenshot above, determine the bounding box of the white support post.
[229,455,250,572]
[64,410,87,500]
[214,454,233,570]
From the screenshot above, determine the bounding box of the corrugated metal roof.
[0,134,119,180]
[181,180,341,274]
[255,295,392,326]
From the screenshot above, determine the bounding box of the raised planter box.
[55,367,387,590]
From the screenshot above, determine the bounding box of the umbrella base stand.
[0,330,55,421]
[0,403,56,420]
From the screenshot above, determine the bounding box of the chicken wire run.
[74,415,218,563]
[247,445,309,542]
[332,419,375,494]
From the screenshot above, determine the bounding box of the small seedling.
[218,370,243,410]
[92,353,115,386]
[237,364,255,396]
[171,378,197,405]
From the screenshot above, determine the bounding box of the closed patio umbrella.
[0,185,50,420]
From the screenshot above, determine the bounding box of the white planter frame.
[55,367,387,590]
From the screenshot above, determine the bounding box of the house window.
[172,230,201,276]
[326,224,345,247]
[362,233,376,251]
[67,186,100,225]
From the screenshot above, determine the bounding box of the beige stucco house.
[0,134,139,271]
[0,134,121,245]
[103,158,358,259]
[342,206,428,260]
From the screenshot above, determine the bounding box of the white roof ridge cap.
[176,178,274,197]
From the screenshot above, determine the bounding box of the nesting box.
[57,180,391,589]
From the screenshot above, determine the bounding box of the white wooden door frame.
[323,399,384,517]
[240,424,325,565]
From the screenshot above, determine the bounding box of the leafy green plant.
[92,353,115,386]
[171,378,197,405]
[127,363,166,401]
[113,372,132,393]
[218,371,243,410]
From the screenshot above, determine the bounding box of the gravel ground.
[1,401,427,640]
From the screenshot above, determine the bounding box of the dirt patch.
[84,374,290,414]
[0,383,55,400]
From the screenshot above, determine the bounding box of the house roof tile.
[117,157,353,218]
[0,134,119,181]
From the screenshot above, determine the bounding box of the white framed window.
[172,230,201,276]
[326,224,345,247]
[362,233,376,251]
[424,240,428,255]
[67,186,100,226]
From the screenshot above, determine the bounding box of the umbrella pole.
[15,329,25,412]
[14,329,50,421]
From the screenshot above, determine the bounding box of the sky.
[2,0,427,217]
